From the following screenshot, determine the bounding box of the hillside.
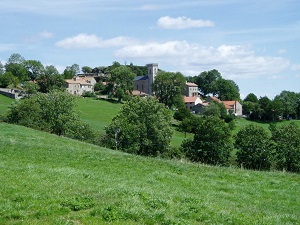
[1,122,299,224]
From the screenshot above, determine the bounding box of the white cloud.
[139,4,160,11]
[39,31,54,39]
[115,41,290,79]
[157,16,214,29]
[55,34,137,49]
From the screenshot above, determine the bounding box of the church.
[133,63,158,96]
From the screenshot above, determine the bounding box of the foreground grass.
[1,123,299,224]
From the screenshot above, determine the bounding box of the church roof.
[134,75,148,81]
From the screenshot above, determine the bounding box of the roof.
[186,82,198,87]
[222,101,239,109]
[65,78,92,86]
[184,96,200,103]
[208,96,222,103]
[134,76,148,81]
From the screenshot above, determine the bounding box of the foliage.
[270,123,300,172]
[4,53,28,81]
[24,60,44,80]
[153,71,186,108]
[275,90,300,119]
[63,64,80,79]
[5,91,95,139]
[36,65,65,93]
[235,124,271,170]
[215,78,240,100]
[108,66,135,102]
[81,66,93,74]
[0,72,19,88]
[93,81,105,92]
[194,69,221,96]
[244,93,258,103]
[20,81,38,97]
[82,91,96,98]
[0,61,4,75]
[202,101,227,119]
[173,106,191,121]
[181,116,232,165]
[105,97,173,156]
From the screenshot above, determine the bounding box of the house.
[185,82,198,97]
[134,63,158,95]
[222,101,243,116]
[184,96,203,111]
[65,77,96,95]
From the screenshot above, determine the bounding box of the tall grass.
[1,122,299,224]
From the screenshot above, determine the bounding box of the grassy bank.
[1,122,299,224]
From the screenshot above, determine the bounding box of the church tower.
[146,63,158,95]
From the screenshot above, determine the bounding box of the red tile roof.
[186,82,198,87]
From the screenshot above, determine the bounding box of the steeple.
[146,63,158,95]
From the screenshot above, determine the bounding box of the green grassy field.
[1,122,299,224]
[0,94,15,116]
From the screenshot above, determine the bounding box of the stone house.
[184,96,203,111]
[185,82,199,97]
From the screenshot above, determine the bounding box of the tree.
[5,53,28,81]
[195,69,221,96]
[244,93,258,103]
[258,96,271,120]
[275,91,300,119]
[235,125,271,170]
[181,116,232,165]
[81,66,93,74]
[63,64,80,79]
[270,123,300,172]
[21,81,38,97]
[202,101,227,119]
[104,97,173,156]
[153,71,186,108]
[36,65,65,93]
[215,78,240,100]
[0,72,19,88]
[24,60,44,80]
[173,106,191,121]
[109,66,135,102]
[0,61,4,75]
[5,91,96,142]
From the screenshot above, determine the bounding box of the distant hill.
[1,122,299,224]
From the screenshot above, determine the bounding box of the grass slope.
[1,122,299,224]
[0,94,15,116]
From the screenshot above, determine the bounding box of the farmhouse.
[65,77,96,95]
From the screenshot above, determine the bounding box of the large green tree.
[181,116,232,165]
[105,97,173,156]
[235,124,271,170]
[275,91,300,119]
[215,78,240,100]
[36,65,65,93]
[24,60,44,80]
[195,69,221,96]
[153,71,186,108]
[5,53,28,81]
[109,65,135,102]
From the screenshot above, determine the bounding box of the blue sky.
[0,0,300,99]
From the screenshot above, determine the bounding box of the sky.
[0,0,300,99]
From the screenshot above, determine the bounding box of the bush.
[270,123,300,172]
[235,125,271,170]
[181,116,232,165]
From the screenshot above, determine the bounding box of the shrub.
[235,124,271,170]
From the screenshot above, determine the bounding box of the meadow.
[1,122,300,224]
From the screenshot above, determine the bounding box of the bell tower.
[146,63,158,95]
